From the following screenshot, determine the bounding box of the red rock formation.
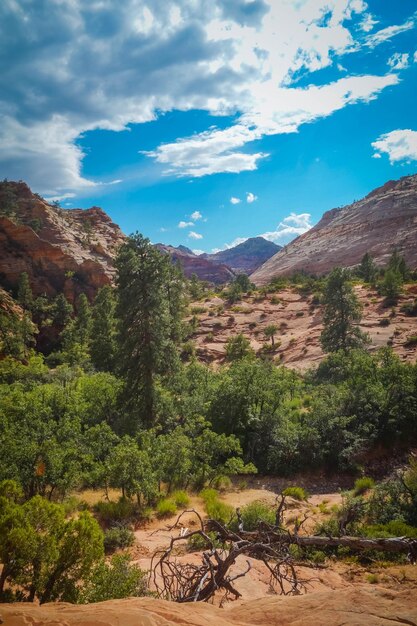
[155,244,235,284]
[251,174,417,285]
[0,181,125,301]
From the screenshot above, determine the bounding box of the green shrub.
[212,475,232,492]
[190,306,206,314]
[156,498,177,518]
[379,318,390,327]
[231,500,275,531]
[103,526,135,554]
[199,488,219,504]
[187,530,221,551]
[62,495,89,516]
[361,521,417,539]
[205,499,234,525]
[309,550,326,564]
[80,554,147,603]
[94,498,136,525]
[172,490,190,508]
[282,486,309,501]
[353,477,375,496]
[366,573,379,584]
[404,335,417,347]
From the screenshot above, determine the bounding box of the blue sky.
[1,1,416,253]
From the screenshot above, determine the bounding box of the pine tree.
[320,268,369,353]
[358,253,377,284]
[17,272,33,310]
[90,286,117,372]
[115,233,183,429]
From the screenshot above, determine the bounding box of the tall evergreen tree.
[358,253,377,284]
[115,233,182,429]
[320,268,369,353]
[90,286,117,372]
[17,272,33,310]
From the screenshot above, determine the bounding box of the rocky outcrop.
[1,587,416,625]
[251,174,417,285]
[155,244,235,284]
[203,237,281,274]
[0,181,125,301]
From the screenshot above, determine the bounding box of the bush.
[404,335,417,347]
[199,488,219,504]
[94,498,136,525]
[231,500,275,531]
[172,490,190,508]
[212,475,232,492]
[361,520,417,539]
[282,487,309,501]
[103,526,135,554]
[379,318,390,327]
[188,530,220,551]
[80,554,147,603]
[205,498,234,525]
[156,498,177,518]
[353,477,375,496]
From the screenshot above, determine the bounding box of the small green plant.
[190,306,206,314]
[172,490,190,509]
[230,500,275,531]
[282,486,309,501]
[379,318,390,327]
[94,498,136,525]
[404,335,417,347]
[212,475,232,491]
[205,498,234,524]
[156,498,177,518]
[366,573,379,584]
[103,526,135,554]
[353,477,375,496]
[309,550,326,564]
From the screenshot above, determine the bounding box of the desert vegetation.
[1,239,417,605]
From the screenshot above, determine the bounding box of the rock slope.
[251,175,417,285]
[0,181,125,301]
[155,244,235,283]
[203,237,281,274]
[1,587,416,626]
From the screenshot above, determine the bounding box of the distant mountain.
[203,237,281,274]
[251,174,417,285]
[155,243,234,284]
[0,181,125,302]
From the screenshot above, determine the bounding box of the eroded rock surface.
[252,175,417,285]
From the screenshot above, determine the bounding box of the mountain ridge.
[251,174,417,285]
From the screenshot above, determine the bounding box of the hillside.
[189,284,417,370]
[203,237,281,274]
[155,243,235,283]
[0,181,125,301]
[251,175,417,285]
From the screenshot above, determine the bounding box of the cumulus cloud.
[230,196,241,204]
[260,212,313,244]
[188,231,203,239]
[371,129,417,163]
[178,220,195,228]
[387,53,409,71]
[192,249,205,255]
[0,0,413,190]
[246,192,257,203]
[190,210,202,220]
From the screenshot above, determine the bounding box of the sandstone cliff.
[155,244,235,283]
[0,181,125,301]
[251,174,417,285]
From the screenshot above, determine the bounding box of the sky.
[1,0,417,254]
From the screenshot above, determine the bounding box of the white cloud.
[192,249,204,255]
[414,50,417,63]
[260,212,313,244]
[160,227,168,232]
[359,13,378,32]
[246,192,257,203]
[230,196,241,204]
[44,192,76,203]
[0,0,412,189]
[188,231,203,240]
[178,220,195,228]
[365,18,416,48]
[387,53,409,71]
[190,210,202,220]
[371,129,417,163]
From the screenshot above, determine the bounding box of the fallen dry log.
[207,521,417,562]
